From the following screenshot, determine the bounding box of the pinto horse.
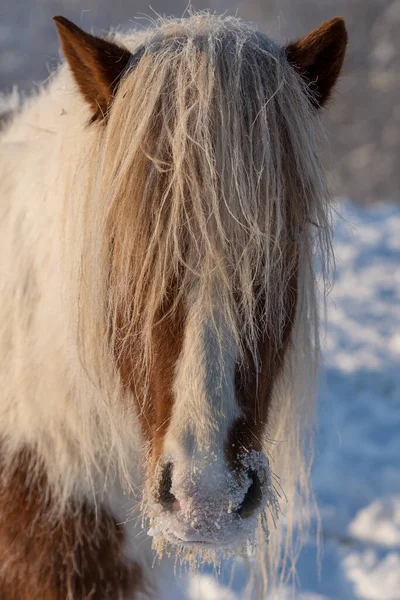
[0,13,347,599]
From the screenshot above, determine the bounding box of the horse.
[0,12,347,599]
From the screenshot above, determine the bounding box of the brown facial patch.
[227,249,298,469]
[0,449,142,599]
[148,300,187,470]
[286,17,348,108]
[53,16,132,122]
[117,295,187,471]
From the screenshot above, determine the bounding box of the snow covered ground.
[175,203,400,599]
[307,203,400,600]
[151,202,400,600]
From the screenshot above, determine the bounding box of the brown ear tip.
[327,17,348,38]
[328,16,346,26]
[53,16,78,33]
[53,16,66,26]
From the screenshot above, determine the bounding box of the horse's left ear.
[53,16,132,121]
[285,17,348,108]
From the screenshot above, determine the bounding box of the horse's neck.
[0,68,142,505]
[2,65,82,137]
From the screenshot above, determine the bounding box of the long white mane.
[0,13,333,595]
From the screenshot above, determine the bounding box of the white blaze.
[163,298,242,474]
[153,299,271,548]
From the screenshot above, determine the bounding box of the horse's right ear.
[285,17,348,108]
[53,16,132,121]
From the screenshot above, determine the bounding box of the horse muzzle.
[148,450,272,548]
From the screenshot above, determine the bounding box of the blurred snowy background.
[0,1,399,599]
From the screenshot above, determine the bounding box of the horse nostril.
[157,462,178,510]
[236,469,263,519]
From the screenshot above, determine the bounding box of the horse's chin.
[147,510,259,560]
[148,527,248,565]
[162,529,243,549]
[163,532,223,550]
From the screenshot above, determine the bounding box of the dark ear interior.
[285,17,348,108]
[53,16,132,121]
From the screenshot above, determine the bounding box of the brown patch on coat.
[286,17,348,108]
[0,450,142,599]
[148,299,187,470]
[53,16,132,121]
[117,295,187,470]
[226,247,298,469]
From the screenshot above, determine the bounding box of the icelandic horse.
[0,12,347,599]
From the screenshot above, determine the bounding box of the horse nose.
[157,462,181,512]
[235,468,263,519]
[151,455,270,547]
[157,462,262,520]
